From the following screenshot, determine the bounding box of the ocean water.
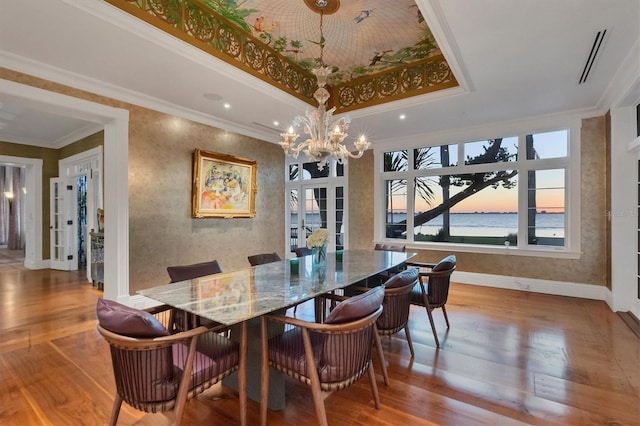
[399,212,564,237]
[292,212,565,238]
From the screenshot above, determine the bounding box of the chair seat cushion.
[268,328,322,381]
[173,333,239,389]
[410,283,428,305]
[96,298,169,338]
[268,328,364,384]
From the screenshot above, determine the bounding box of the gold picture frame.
[192,149,257,218]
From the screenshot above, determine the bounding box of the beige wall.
[349,150,375,250]
[348,116,608,286]
[59,131,104,160]
[127,110,284,292]
[0,67,609,289]
[0,69,284,294]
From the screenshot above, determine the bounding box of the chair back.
[374,243,406,252]
[294,247,312,257]
[166,260,223,331]
[412,255,456,308]
[318,306,382,386]
[268,286,383,387]
[167,260,222,282]
[377,268,418,334]
[248,252,281,266]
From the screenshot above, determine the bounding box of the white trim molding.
[0,78,130,302]
[454,271,608,302]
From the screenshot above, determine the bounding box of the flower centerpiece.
[306,228,329,266]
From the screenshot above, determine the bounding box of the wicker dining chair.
[294,247,312,257]
[166,259,223,332]
[406,255,456,348]
[248,252,282,266]
[377,267,419,357]
[96,298,246,426]
[260,287,385,426]
[167,259,222,282]
[374,243,406,252]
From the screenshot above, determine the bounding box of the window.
[379,129,574,255]
[285,159,348,255]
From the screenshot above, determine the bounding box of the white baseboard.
[117,272,610,310]
[453,271,608,301]
[24,258,50,270]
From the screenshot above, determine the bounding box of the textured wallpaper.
[0,67,609,289]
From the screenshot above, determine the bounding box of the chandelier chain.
[279,2,370,169]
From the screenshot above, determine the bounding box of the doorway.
[286,159,348,255]
[53,146,103,275]
[0,78,129,301]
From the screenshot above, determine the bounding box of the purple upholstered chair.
[96,298,246,426]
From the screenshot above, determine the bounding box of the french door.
[286,159,348,255]
[50,177,77,270]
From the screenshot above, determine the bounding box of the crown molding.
[598,38,640,110]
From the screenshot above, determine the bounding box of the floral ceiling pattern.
[107,0,457,111]
[207,0,441,85]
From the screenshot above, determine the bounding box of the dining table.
[138,249,416,409]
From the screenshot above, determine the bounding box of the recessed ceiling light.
[203,93,222,101]
[273,121,279,126]
[223,103,231,109]
[399,114,406,120]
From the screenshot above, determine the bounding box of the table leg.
[223,317,285,410]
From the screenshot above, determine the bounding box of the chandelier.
[280,1,370,170]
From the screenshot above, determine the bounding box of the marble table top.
[139,249,415,326]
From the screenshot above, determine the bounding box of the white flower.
[306,228,330,248]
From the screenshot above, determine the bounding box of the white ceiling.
[0,0,638,149]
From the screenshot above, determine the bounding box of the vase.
[312,245,327,266]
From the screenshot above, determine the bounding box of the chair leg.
[425,307,440,348]
[404,324,415,358]
[373,326,389,386]
[442,305,450,328]
[367,363,381,409]
[109,393,122,426]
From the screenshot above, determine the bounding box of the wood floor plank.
[1,340,132,425]
[0,356,47,425]
[534,372,640,424]
[0,267,638,425]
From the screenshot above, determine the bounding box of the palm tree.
[385,140,518,238]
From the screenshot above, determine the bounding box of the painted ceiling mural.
[208,0,441,85]
[106,0,457,111]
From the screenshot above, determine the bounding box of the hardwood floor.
[0,268,638,425]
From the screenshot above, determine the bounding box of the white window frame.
[374,115,582,259]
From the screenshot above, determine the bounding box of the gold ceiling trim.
[105,0,459,113]
[331,54,459,114]
[106,0,318,104]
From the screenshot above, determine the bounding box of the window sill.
[397,241,582,259]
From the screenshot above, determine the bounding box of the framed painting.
[192,149,257,218]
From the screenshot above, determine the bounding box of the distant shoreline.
[436,211,564,215]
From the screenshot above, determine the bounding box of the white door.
[50,177,78,270]
[85,169,102,281]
